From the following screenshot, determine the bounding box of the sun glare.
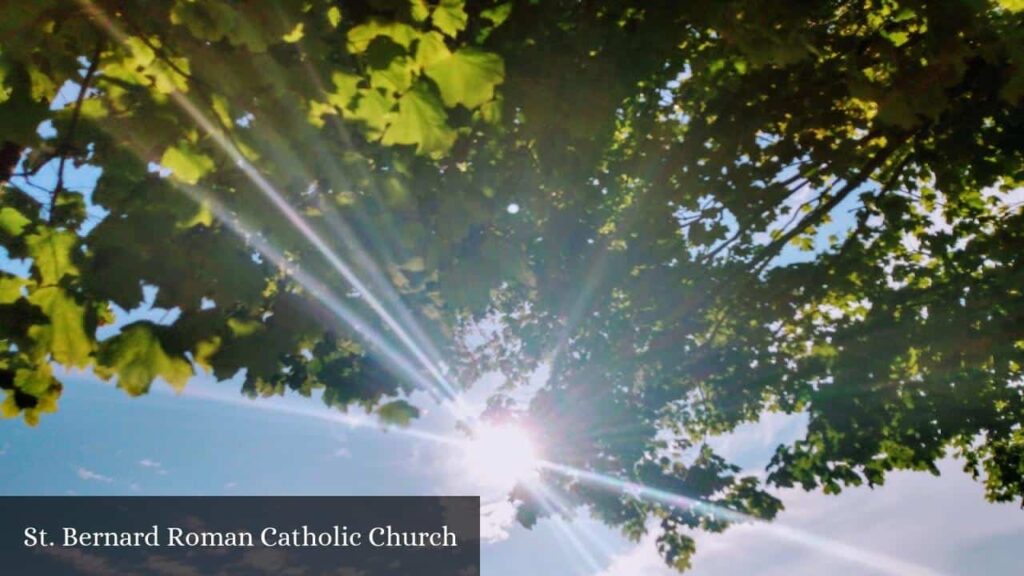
[462,424,541,490]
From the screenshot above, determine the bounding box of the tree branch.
[749,138,909,274]
[49,40,103,223]
[0,142,21,185]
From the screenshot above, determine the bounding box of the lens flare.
[462,424,541,491]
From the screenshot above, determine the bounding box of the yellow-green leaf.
[211,94,233,127]
[0,275,29,303]
[381,83,456,157]
[282,23,304,43]
[27,287,93,367]
[0,392,19,419]
[177,201,214,229]
[347,21,419,53]
[228,317,264,336]
[432,0,468,38]
[350,88,395,138]
[424,48,505,109]
[96,324,193,395]
[998,0,1023,12]
[328,71,361,108]
[0,61,11,104]
[481,3,512,27]
[369,55,415,93]
[327,6,342,28]
[26,229,78,284]
[409,0,431,22]
[377,399,420,427]
[0,206,30,236]
[414,31,451,69]
[193,336,221,372]
[15,364,53,396]
[78,98,107,119]
[161,143,215,185]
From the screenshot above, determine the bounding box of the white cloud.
[594,459,1024,576]
[139,458,162,469]
[76,467,114,484]
[596,528,672,576]
[705,411,808,472]
[480,500,519,543]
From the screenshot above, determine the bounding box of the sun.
[461,423,542,491]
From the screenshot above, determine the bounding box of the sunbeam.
[45,92,458,409]
[528,483,606,574]
[78,0,470,419]
[201,47,451,398]
[165,379,461,448]
[169,184,459,405]
[540,460,946,576]
[540,461,752,524]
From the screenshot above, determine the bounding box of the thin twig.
[749,137,909,274]
[50,40,103,223]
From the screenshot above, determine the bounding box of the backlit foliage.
[1,0,1022,570]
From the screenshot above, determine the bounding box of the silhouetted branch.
[49,40,102,223]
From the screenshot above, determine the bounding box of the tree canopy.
[1,0,1022,570]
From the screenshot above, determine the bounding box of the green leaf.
[431,0,468,38]
[227,317,264,337]
[0,391,19,419]
[481,3,512,26]
[381,83,456,157]
[0,59,50,143]
[0,206,30,237]
[327,6,342,28]
[0,275,28,303]
[177,201,214,229]
[998,0,1023,12]
[26,229,78,285]
[0,60,11,104]
[27,287,93,367]
[122,36,156,69]
[350,88,395,138]
[414,31,451,69]
[117,36,191,94]
[170,0,238,42]
[409,0,431,22]
[96,324,193,395]
[15,365,54,396]
[328,71,361,108]
[282,23,304,43]
[368,55,415,94]
[211,94,233,128]
[377,399,420,426]
[347,20,419,53]
[161,142,215,185]
[309,71,363,127]
[424,48,505,109]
